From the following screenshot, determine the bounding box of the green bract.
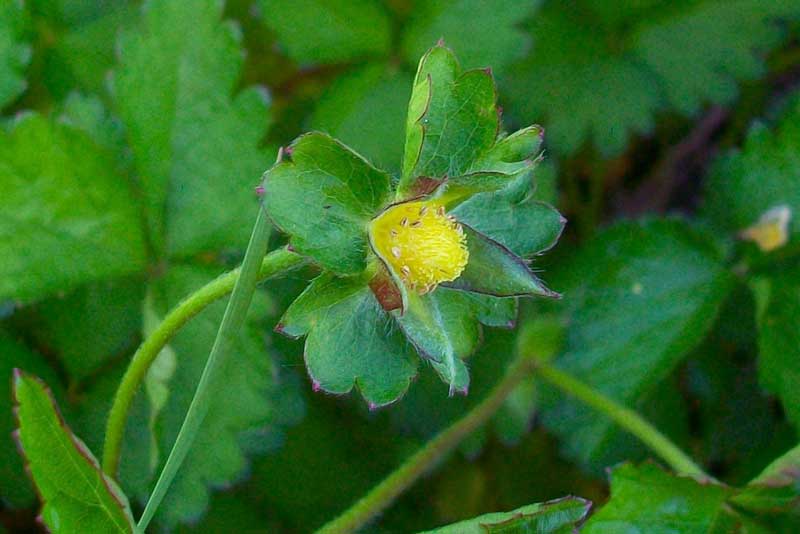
[263,44,565,407]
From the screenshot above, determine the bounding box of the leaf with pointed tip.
[400,45,497,197]
[582,463,732,533]
[453,195,565,258]
[0,0,29,109]
[258,0,391,65]
[0,114,147,303]
[395,289,479,393]
[13,371,136,533]
[443,225,557,298]
[304,287,418,407]
[263,132,392,274]
[0,334,62,508]
[114,0,272,257]
[419,496,591,533]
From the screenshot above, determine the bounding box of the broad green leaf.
[150,265,302,526]
[277,271,369,339]
[419,496,590,533]
[453,196,565,257]
[304,286,418,407]
[395,289,479,393]
[0,0,30,109]
[401,0,538,76]
[540,219,733,470]
[59,92,126,153]
[704,94,800,250]
[400,44,497,196]
[31,277,144,382]
[114,0,271,257]
[443,225,557,298]
[263,132,392,274]
[0,334,61,508]
[13,371,135,533]
[582,463,731,533]
[311,63,412,172]
[753,270,800,430]
[0,114,147,303]
[258,0,391,65]
[505,1,800,156]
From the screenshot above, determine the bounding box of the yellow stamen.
[370,201,469,294]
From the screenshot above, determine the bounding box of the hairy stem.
[102,245,304,477]
[535,361,710,480]
[314,353,537,534]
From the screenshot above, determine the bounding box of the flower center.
[370,201,469,294]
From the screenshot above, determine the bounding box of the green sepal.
[465,293,518,328]
[277,271,369,338]
[399,43,498,198]
[441,126,545,203]
[394,289,480,394]
[13,371,136,533]
[304,287,418,408]
[263,132,392,274]
[444,225,559,298]
[453,194,566,257]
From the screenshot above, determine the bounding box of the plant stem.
[534,361,710,480]
[102,245,303,477]
[134,206,275,531]
[314,353,538,534]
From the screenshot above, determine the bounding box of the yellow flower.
[369,200,469,294]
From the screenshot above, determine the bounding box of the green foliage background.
[2,0,800,532]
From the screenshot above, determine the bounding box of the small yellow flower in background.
[740,204,792,252]
[370,200,469,294]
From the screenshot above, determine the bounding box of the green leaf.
[505,1,800,156]
[263,132,392,274]
[753,269,800,430]
[31,277,144,383]
[453,195,565,257]
[304,286,418,407]
[258,0,391,65]
[114,0,271,257]
[704,94,800,250]
[730,443,800,521]
[395,289,480,393]
[277,271,369,339]
[311,63,412,172]
[149,265,302,526]
[401,0,538,76]
[540,219,733,470]
[59,92,126,153]
[443,225,557,298]
[582,463,732,533]
[418,496,591,533]
[0,0,30,109]
[0,334,61,508]
[400,44,498,196]
[0,114,147,303]
[43,3,139,99]
[13,371,136,533]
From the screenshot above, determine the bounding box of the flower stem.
[314,352,538,534]
[534,361,710,480]
[133,207,277,531]
[102,245,304,478]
